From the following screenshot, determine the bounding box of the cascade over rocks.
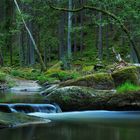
[0,104,61,113]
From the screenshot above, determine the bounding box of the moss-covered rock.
[0,112,50,128]
[46,86,115,111]
[46,86,140,111]
[112,66,139,87]
[0,71,14,90]
[60,73,114,90]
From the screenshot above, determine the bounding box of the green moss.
[37,75,58,84]
[0,72,6,82]
[117,82,140,93]
[0,70,15,88]
[93,73,113,82]
[82,66,93,72]
[46,69,80,82]
[4,66,80,84]
[46,62,62,72]
[0,112,46,128]
[112,66,139,87]
[60,73,114,90]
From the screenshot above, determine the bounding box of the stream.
[1,111,140,140]
[0,82,140,140]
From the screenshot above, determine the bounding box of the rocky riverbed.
[41,66,140,111]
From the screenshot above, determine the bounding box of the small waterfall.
[0,104,62,113]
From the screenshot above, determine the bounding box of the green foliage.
[0,72,6,82]
[3,67,80,84]
[46,69,80,82]
[112,66,139,87]
[37,75,57,84]
[10,69,24,77]
[117,82,140,93]
[9,68,47,84]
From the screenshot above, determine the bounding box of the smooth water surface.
[0,87,140,140]
[0,111,140,140]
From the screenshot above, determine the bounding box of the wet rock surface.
[43,86,140,111]
[0,112,50,129]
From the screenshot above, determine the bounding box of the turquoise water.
[0,111,140,140]
[0,89,140,140]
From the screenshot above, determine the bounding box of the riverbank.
[0,64,140,111]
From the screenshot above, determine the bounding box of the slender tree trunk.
[59,13,65,60]
[98,11,103,60]
[5,0,14,65]
[105,18,109,59]
[80,0,84,52]
[67,0,72,58]
[0,47,4,66]
[19,31,23,66]
[48,46,51,63]
[74,14,77,53]
[28,22,35,65]
[44,45,47,66]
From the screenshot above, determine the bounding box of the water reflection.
[0,121,140,140]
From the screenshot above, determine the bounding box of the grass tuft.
[117,82,140,93]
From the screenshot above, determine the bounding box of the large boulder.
[60,73,114,90]
[112,66,139,87]
[46,86,140,111]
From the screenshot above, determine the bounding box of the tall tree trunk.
[28,22,35,65]
[19,30,23,66]
[98,11,103,60]
[105,18,109,59]
[80,0,84,52]
[74,13,77,53]
[67,0,72,58]
[59,12,65,60]
[5,0,14,65]
[44,45,47,66]
[0,47,4,66]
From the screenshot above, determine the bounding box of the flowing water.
[0,103,61,113]
[0,85,140,140]
[1,111,140,140]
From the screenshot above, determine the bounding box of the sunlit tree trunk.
[67,0,72,58]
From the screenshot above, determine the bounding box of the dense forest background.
[0,0,140,69]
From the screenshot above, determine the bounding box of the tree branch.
[49,3,140,62]
[14,0,46,71]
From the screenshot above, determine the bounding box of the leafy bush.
[10,69,24,77]
[2,67,80,85]
[0,72,6,82]
[46,69,80,81]
[37,75,58,84]
[117,82,140,93]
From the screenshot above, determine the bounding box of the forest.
[0,0,140,67]
[0,0,140,140]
